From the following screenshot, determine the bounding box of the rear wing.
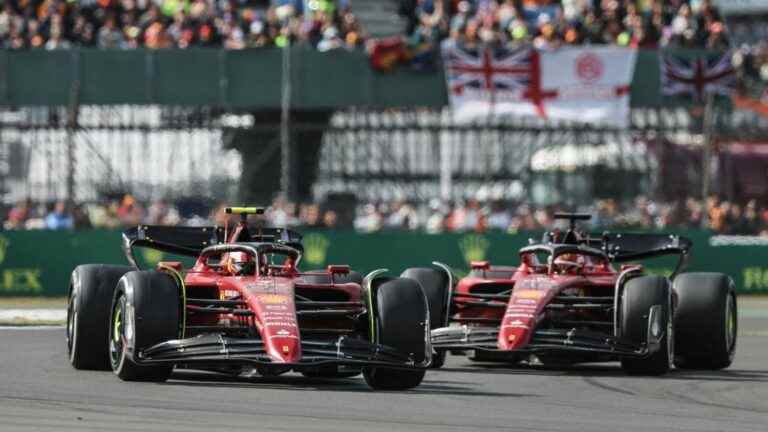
[122,225,305,269]
[248,227,304,252]
[601,232,692,278]
[122,225,225,269]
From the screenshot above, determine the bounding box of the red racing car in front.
[66,207,430,390]
[403,213,738,375]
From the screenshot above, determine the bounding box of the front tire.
[401,267,451,369]
[109,271,180,382]
[673,273,737,370]
[67,264,132,370]
[363,277,428,390]
[619,275,672,375]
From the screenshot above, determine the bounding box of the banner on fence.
[660,51,735,101]
[442,44,637,126]
[1,229,768,296]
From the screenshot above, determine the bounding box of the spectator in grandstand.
[45,26,71,49]
[322,209,339,228]
[45,201,74,230]
[97,14,124,48]
[116,194,144,226]
[486,200,511,231]
[0,0,361,50]
[146,199,181,225]
[72,203,93,230]
[6,192,768,236]
[3,200,30,230]
[407,0,731,50]
[354,203,384,232]
[299,203,322,227]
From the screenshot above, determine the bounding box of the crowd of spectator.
[5,194,768,236]
[400,0,732,51]
[0,1,750,52]
[0,0,364,51]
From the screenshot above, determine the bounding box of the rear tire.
[619,275,672,375]
[673,273,737,370]
[109,271,180,382]
[67,264,132,370]
[401,267,451,369]
[363,277,428,390]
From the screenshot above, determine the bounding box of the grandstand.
[1,0,768,235]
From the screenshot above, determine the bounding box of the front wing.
[432,305,664,359]
[136,334,429,370]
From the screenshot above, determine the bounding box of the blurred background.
[2,0,768,295]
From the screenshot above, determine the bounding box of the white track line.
[0,309,66,322]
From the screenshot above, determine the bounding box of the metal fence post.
[701,92,715,229]
[66,49,81,208]
[280,41,293,202]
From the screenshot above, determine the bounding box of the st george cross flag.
[442,44,637,126]
[660,52,735,101]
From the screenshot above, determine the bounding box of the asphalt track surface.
[1,316,767,432]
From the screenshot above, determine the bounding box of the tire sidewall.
[672,272,737,369]
[620,275,672,374]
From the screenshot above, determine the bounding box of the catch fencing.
[5,105,765,206]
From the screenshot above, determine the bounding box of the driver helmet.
[225,251,254,275]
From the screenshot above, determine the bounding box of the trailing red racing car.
[66,207,430,390]
[403,213,737,375]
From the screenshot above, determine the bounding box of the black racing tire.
[401,267,451,369]
[66,264,133,370]
[672,273,737,370]
[363,277,428,390]
[619,275,672,376]
[109,271,180,382]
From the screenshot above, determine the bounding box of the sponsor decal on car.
[258,294,290,304]
[515,298,537,305]
[502,323,530,330]
[220,289,240,299]
[507,305,537,312]
[505,313,535,318]
[514,289,544,299]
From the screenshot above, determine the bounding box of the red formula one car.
[403,213,738,374]
[66,207,430,390]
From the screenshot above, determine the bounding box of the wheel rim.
[66,296,76,359]
[109,298,124,370]
[725,294,737,353]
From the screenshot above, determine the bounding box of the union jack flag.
[661,52,735,101]
[443,44,554,117]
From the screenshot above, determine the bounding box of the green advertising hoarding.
[1,229,767,296]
